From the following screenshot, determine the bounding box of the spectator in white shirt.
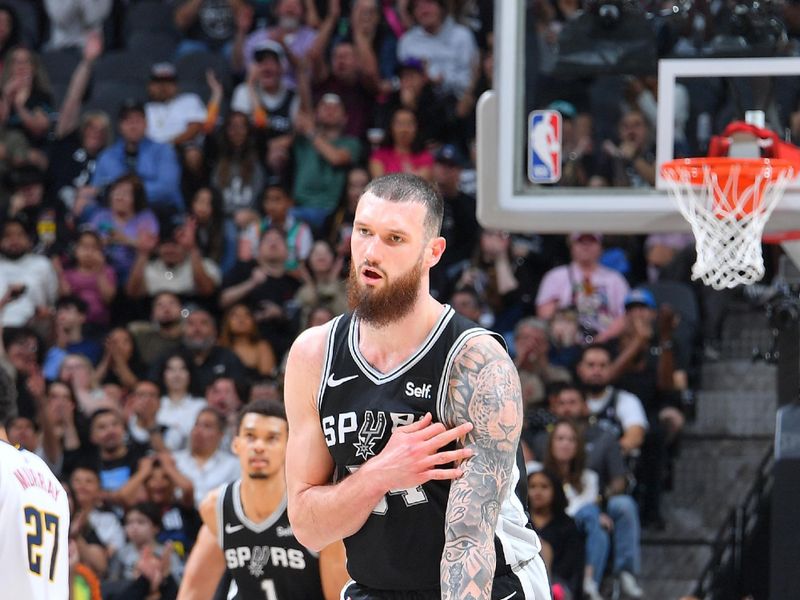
[174,407,240,506]
[397,0,478,99]
[155,352,206,451]
[145,63,207,146]
[0,218,58,327]
[125,214,221,303]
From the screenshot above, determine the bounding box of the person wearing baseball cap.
[231,38,299,140]
[145,63,207,145]
[536,231,630,343]
[624,288,657,311]
[430,143,479,298]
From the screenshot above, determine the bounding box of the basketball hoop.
[660,158,794,290]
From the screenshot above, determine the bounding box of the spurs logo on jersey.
[353,410,387,459]
[223,545,307,576]
[322,411,415,447]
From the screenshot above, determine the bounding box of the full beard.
[347,258,423,328]
[583,382,607,395]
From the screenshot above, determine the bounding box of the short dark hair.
[555,382,585,400]
[89,407,122,430]
[70,462,100,478]
[206,375,250,407]
[6,414,38,432]
[197,406,226,431]
[578,343,612,364]
[126,501,162,529]
[236,399,287,433]
[0,366,17,424]
[364,173,444,237]
[56,294,88,315]
[451,286,481,308]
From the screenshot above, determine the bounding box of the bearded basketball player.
[284,173,551,599]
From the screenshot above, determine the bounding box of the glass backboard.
[477,0,800,233]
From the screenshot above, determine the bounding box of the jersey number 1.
[24,506,60,581]
[261,579,278,600]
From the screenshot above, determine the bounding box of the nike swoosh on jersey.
[327,373,359,387]
[225,523,244,534]
[499,593,517,600]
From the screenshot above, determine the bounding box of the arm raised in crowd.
[55,30,103,139]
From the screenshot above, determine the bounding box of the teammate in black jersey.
[284,173,551,599]
[177,400,348,600]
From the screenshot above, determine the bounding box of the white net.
[661,159,794,290]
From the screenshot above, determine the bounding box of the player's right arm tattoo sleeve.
[439,338,523,599]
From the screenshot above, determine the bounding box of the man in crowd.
[0,218,58,327]
[536,232,629,344]
[397,0,478,99]
[126,215,221,304]
[514,317,571,409]
[129,291,185,364]
[92,100,183,215]
[63,408,150,502]
[429,144,479,299]
[150,307,245,397]
[174,407,240,507]
[221,227,301,358]
[145,63,207,146]
[576,344,649,456]
[291,93,361,229]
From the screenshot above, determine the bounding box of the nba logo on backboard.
[528,110,562,184]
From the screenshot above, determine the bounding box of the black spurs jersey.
[217,480,325,600]
[317,306,541,591]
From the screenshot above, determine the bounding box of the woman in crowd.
[294,239,347,327]
[210,110,266,227]
[155,352,207,452]
[56,229,117,331]
[218,302,277,379]
[187,186,237,275]
[368,107,434,181]
[544,419,610,600]
[88,174,159,285]
[0,45,53,145]
[94,327,145,390]
[41,379,86,468]
[528,466,584,600]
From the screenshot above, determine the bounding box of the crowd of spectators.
[0,1,754,599]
